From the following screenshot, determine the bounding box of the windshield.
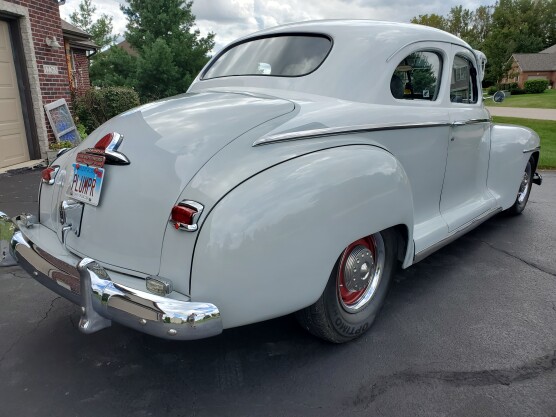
[203,35,332,79]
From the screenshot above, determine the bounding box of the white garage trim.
[0,0,48,159]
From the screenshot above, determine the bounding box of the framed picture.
[44,99,79,145]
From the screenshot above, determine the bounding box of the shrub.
[487,85,498,95]
[524,79,549,94]
[75,87,140,134]
[511,88,527,95]
[49,140,74,150]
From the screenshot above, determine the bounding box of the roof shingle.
[513,52,556,71]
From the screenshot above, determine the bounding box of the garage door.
[0,20,29,169]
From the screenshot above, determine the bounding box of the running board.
[413,207,502,264]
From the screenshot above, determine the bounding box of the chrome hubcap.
[517,170,530,204]
[343,245,374,292]
[338,234,386,313]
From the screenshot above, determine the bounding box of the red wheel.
[296,229,396,343]
[337,235,385,312]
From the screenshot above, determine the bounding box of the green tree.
[89,46,137,88]
[121,0,215,102]
[482,0,547,84]
[69,0,117,50]
[411,1,554,84]
[410,14,447,31]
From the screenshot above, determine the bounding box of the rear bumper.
[1,212,222,340]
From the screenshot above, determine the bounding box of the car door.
[440,45,496,232]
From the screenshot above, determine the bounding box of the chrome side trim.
[523,146,541,154]
[252,121,451,147]
[451,118,490,127]
[9,221,223,340]
[413,207,502,264]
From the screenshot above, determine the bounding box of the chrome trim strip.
[451,118,490,127]
[413,207,502,264]
[523,146,541,154]
[9,220,223,340]
[253,121,451,147]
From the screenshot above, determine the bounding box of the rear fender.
[191,145,413,329]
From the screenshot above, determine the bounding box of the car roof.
[191,20,475,104]
[233,20,471,51]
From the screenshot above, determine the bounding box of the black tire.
[507,158,533,216]
[296,229,397,343]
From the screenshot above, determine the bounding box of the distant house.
[115,39,138,57]
[0,1,97,169]
[502,45,556,88]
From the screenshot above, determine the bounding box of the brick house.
[0,0,96,170]
[502,44,556,89]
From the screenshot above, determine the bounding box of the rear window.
[202,35,332,79]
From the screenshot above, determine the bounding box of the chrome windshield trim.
[252,121,451,147]
[523,146,541,154]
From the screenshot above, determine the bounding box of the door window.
[450,55,478,104]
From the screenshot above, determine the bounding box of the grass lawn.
[485,89,556,109]
[492,116,556,169]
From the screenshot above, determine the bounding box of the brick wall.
[70,48,91,96]
[521,71,556,89]
[5,0,72,143]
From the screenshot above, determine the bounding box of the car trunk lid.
[49,91,295,275]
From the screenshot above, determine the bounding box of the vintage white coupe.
[1,21,542,343]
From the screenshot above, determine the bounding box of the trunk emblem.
[76,132,130,166]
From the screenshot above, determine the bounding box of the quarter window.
[390,51,442,101]
[450,55,478,104]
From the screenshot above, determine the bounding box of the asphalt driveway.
[0,169,555,417]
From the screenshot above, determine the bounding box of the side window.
[450,55,478,104]
[390,51,442,101]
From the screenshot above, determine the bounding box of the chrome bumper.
[1,212,222,340]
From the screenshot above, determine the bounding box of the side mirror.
[493,91,505,103]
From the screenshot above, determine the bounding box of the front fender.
[488,124,540,209]
[191,145,414,329]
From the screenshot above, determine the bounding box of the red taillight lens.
[171,205,197,227]
[95,133,113,151]
[41,166,58,184]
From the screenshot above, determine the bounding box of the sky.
[60,0,493,53]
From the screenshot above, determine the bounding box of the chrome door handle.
[451,121,466,127]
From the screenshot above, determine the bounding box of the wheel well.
[531,151,540,172]
[390,224,409,263]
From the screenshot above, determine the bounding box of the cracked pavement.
[0,169,555,417]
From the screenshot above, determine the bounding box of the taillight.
[41,166,59,185]
[170,200,204,232]
[94,133,114,151]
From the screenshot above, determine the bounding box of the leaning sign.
[44,99,80,146]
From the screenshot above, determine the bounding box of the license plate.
[68,164,105,206]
